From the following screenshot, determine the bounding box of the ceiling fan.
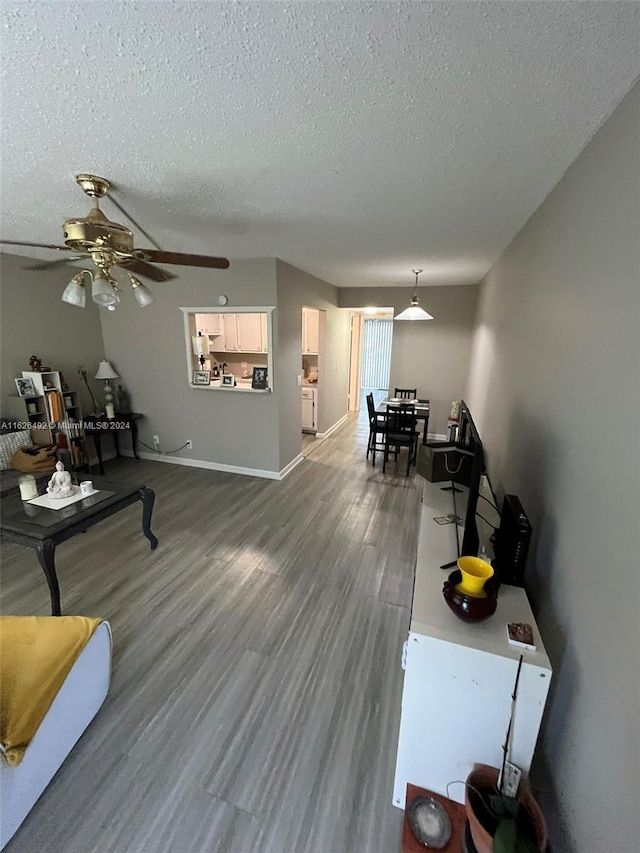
[0,174,230,310]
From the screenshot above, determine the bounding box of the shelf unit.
[12,371,89,470]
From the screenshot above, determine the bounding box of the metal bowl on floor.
[406,794,452,849]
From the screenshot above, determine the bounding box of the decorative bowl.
[456,556,494,597]
[443,570,498,623]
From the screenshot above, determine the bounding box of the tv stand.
[392,478,552,808]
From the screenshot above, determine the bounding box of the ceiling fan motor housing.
[62,208,134,254]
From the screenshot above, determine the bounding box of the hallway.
[1,416,423,852]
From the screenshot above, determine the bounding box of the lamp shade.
[394,269,434,321]
[95,360,119,380]
[129,275,155,307]
[61,273,87,308]
[92,270,118,307]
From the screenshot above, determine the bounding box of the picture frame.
[192,370,211,386]
[221,374,234,387]
[15,377,36,397]
[251,367,268,390]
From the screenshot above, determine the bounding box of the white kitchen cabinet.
[195,313,222,335]
[260,313,268,352]
[392,479,552,808]
[302,308,319,354]
[237,313,263,352]
[301,387,316,432]
[222,313,239,351]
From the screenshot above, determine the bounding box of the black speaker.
[493,494,532,587]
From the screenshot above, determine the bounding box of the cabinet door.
[303,309,319,354]
[260,313,268,352]
[222,314,239,351]
[301,394,315,430]
[195,313,221,335]
[237,313,263,352]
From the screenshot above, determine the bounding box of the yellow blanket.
[0,615,103,766]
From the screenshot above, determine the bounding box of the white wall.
[99,259,281,474]
[339,285,479,433]
[275,261,351,467]
[467,83,640,852]
[0,252,106,416]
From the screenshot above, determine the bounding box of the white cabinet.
[222,313,239,351]
[260,313,268,352]
[301,387,316,432]
[195,313,222,335]
[302,308,319,354]
[392,479,552,808]
[237,313,263,352]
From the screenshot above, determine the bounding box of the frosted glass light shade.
[129,275,155,307]
[95,360,119,380]
[92,271,118,306]
[61,274,87,307]
[192,335,210,356]
[394,304,434,321]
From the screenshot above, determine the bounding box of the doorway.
[347,309,394,413]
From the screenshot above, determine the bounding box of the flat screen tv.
[453,400,485,558]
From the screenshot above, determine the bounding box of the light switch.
[297,375,302,386]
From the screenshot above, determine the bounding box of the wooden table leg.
[138,487,159,550]
[35,539,61,616]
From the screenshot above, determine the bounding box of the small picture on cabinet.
[221,374,234,386]
[192,370,211,386]
[251,367,268,389]
[15,377,36,397]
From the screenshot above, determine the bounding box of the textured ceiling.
[1,1,638,287]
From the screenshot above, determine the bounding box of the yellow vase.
[456,556,494,598]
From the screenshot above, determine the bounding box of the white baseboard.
[316,413,349,439]
[429,433,447,442]
[119,448,303,481]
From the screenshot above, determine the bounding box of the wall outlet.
[498,761,521,797]
[152,435,160,446]
[186,440,192,449]
[241,361,247,368]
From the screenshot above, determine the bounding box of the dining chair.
[366,393,389,467]
[383,403,420,476]
[394,387,417,400]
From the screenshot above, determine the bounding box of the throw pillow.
[0,431,33,471]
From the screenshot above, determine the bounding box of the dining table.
[376,397,431,445]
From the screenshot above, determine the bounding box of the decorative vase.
[457,556,494,597]
[464,764,548,853]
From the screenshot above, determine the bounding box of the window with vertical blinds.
[361,319,393,390]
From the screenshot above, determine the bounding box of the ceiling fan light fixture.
[394,269,434,321]
[61,271,88,308]
[91,270,119,307]
[129,274,155,307]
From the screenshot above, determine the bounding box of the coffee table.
[0,478,158,616]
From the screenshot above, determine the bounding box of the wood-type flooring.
[1,409,423,853]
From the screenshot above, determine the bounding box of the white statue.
[46,460,75,498]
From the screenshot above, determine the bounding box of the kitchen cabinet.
[260,313,268,352]
[392,479,552,808]
[302,308,319,355]
[222,313,239,351]
[237,313,264,352]
[195,313,222,335]
[301,387,316,432]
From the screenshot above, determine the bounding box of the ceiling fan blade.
[118,258,177,282]
[136,250,230,270]
[1,240,71,252]
[23,256,86,271]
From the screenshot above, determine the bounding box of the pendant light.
[394,269,434,321]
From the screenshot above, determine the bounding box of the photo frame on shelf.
[221,374,234,387]
[251,367,268,390]
[15,377,36,397]
[192,370,211,386]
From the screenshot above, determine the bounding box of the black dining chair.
[394,388,417,400]
[383,404,420,476]
[366,393,389,467]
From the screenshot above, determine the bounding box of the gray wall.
[275,261,351,467]
[99,259,281,473]
[467,84,640,852]
[0,252,106,416]
[339,285,479,434]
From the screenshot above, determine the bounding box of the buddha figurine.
[46,460,75,498]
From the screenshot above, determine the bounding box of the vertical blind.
[361,319,393,390]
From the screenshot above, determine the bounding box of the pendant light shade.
[394,269,434,320]
[91,270,119,307]
[61,272,87,307]
[129,274,155,307]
